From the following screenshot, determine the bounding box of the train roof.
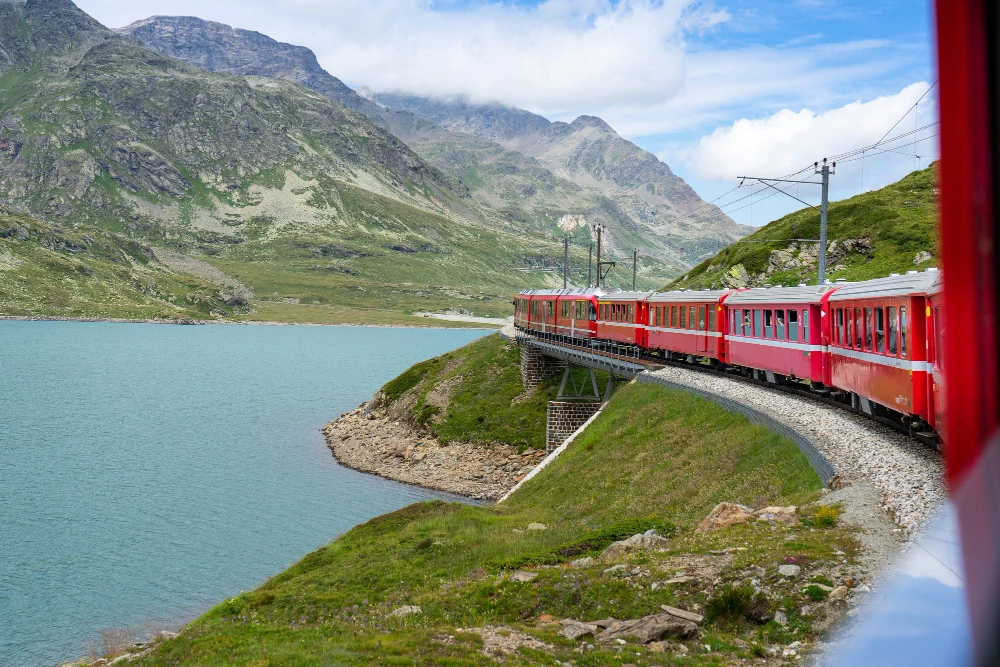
[648,289,732,303]
[517,287,617,297]
[598,291,656,302]
[725,283,837,305]
[828,270,941,301]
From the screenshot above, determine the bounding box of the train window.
[875,308,885,354]
[803,310,809,342]
[709,307,716,331]
[753,310,762,337]
[854,308,863,349]
[846,309,854,347]
[934,307,942,369]
[901,306,908,358]
[630,305,635,324]
[744,309,753,337]
[671,306,678,328]
[561,301,568,319]
[679,305,687,328]
[764,309,773,338]
[689,306,696,330]
[835,309,843,346]
[788,310,798,340]
[888,307,898,355]
[864,308,873,350]
[776,310,786,340]
[590,302,597,322]
[698,306,706,331]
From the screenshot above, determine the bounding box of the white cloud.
[677,82,938,197]
[80,0,725,112]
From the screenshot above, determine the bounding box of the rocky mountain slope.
[118,15,748,268]
[667,165,939,290]
[2,0,678,321]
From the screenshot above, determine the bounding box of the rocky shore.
[323,403,547,501]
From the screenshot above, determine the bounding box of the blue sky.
[80,0,937,226]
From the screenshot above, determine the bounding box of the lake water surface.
[0,322,488,666]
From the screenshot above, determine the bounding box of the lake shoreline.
[323,400,545,501]
[0,315,500,330]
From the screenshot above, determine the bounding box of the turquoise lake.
[0,322,488,666]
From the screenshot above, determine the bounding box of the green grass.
[121,381,855,666]
[379,334,612,451]
[237,302,498,328]
[670,164,939,290]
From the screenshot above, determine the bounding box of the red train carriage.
[515,289,603,341]
[827,271,940,426]
[925,273,945,437]
[723,285,839,384]
[647,290,734,363]
[596,292,652,347]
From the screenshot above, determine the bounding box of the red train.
[515,268,944,438]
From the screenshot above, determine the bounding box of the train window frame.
[764,309,774,338]
[854,308,863,349]
[698,306,706,331]
[875,307,885,354]
[864,307,873,350]
[788,310,799,340]
[901,306,908,358]
[670,306,678,328]
[744,309,753,337]
[803,309,810,342]
[709,307,717,331]
[846,308,854,347]
[753,309,763,338]
[589,302,597,322]
[689,306,696,330]
[933,306,942,370]
[561,301,569,319]
[630,305,635,324]
[776,309,786,340]
[888,306,899,356]
[835,308,844,346]
[679,305,687,328]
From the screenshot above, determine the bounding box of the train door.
[696,303,709,355]
[927,293,946,437]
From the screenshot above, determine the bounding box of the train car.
[723,284,840,384]
[925,273,945,437]
[646,290,734,363]
[827,271,940,426]
[596,292,653,347]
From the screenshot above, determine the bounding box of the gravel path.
[647,365,945,535]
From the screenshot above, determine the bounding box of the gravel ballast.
[647,365,945,535]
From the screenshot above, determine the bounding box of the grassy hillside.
[669,165,938,290]
[380,334,611,451]
[0,215,245,320]
[109,381,860,666]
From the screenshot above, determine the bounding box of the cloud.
[676,82,938,196]
[80,0,728,113]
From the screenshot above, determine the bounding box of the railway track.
[515,329,942,454]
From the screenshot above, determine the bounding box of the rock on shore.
[323,404,546,500]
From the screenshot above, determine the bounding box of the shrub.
[804,585,829,601]
[814,506,839,527]
[706,583,754,623]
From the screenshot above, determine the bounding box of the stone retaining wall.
[520,343,567,389]
[546,401,602,452]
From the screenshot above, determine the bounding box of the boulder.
[778,564,801,577]
[755,506,798,523]
[390,605,422,617]
[510,571,538,582]
[696,503,754,533]
[829,586,850,601]
[600,532,670,560]
[597,612,701,644]
[570,556,595,568]
[659,605,705,625]
[559,619,599,640]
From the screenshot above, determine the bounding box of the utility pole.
[737,159,835,286]
[632,248,638,290]
[562,235,570,289]
[816,159,832,285]
[587,244,593,288]
[595,225,603,288]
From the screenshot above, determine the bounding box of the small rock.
[677,644,689,654]
[412,452,426,462]
[600,532,669,560]
[390,605,422,617]
[512,529,524,534]
[604,564,627,574]
[648,641,671,653]
[527,523,548,531]
[570,556,595,568]
[659,605,705,624]
[829,586,850,600]
[755,506,798,523]
[778,564,801,577]
[510,571,538,582]
[536,614,558,625]
[842,576,856,588]
[775,610,788,626]
[696,502,753,533]
[559,619,599,640]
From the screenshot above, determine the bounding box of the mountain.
[4,0,666,322]
[118,15,748,267]
[667,165,939,290]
